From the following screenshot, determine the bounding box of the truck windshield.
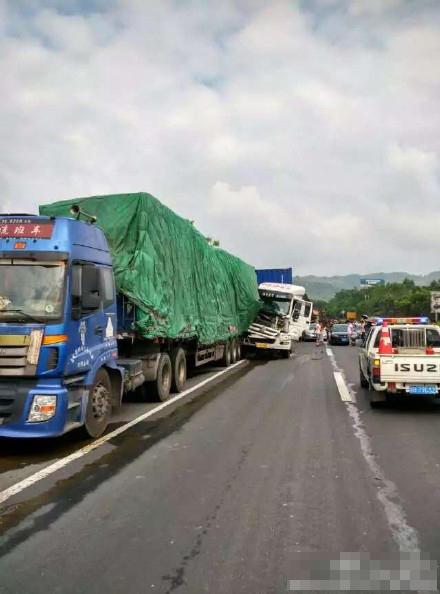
[259,291,292,316]
[0,260,66,322]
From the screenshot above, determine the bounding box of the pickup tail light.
[426,347,435,355]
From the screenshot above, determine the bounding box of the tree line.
[315,279,440,320]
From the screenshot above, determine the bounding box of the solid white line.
[327,346,419,549]
[333,371,353,402]
[0,359,246,507]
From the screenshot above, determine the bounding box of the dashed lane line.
[333,370,354,402]
[0,360,246,507]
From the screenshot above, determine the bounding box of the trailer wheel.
[231,340,238,364]
[171,347,187,393]
[236,342,242,361]
[153,353,172,402]
[82,368,112,438]
[222,341,231,367]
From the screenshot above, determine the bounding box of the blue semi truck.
[0,196,259,439]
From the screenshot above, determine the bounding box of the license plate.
[255,342,269,349]
[409,385,438,395]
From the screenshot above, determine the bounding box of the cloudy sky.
[2,0,440,275]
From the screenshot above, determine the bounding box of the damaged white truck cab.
[242,283,312,358]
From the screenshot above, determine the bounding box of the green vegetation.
[296,271,440,300]
[321,279,440,320]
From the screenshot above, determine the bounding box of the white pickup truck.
[359,318,440,407]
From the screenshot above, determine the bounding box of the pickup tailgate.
[380,355,440,383]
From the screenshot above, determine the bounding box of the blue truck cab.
[0,214,126,438]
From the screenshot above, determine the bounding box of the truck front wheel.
[171,347,187,393]
[153,353,172,402]
[83,368,112,438]
[282,343,292,359]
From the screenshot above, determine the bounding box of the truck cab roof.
[258,283,306,297]
[0,215,111,265]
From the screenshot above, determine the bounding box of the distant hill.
[296,271,440,301]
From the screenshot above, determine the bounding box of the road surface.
[1,343,439,593]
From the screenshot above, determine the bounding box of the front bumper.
[0,379,84,438]
[243,335,291,350]
[330,335,349,345]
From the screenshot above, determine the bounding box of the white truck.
[242,283,313,358]
[359,317,440,407]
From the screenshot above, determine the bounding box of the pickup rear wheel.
[83,368,112,438]
[153,353,172,402]
[359,366,369,388]
[171,347,187,393]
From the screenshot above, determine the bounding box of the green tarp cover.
[40,192,260,345]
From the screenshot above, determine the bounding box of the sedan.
[329,323,350,345]
[303,323,318,341]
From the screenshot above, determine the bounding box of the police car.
[359,317,440,407]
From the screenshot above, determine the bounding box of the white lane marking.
[0,360,246,507]
[345,401,420,551]
[327,347,356,402]
[326,345,420,551]
[333,371,353,402]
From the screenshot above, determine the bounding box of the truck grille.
[248,323,279,340]
[0,335,37,376]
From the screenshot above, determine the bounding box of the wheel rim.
[162,362,171,392]
[177,358,186,383]
[92,383,110,421]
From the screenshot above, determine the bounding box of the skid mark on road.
[326,347,420,552]
[162,445,251,593]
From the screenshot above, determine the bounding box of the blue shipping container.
[256,268,293,285]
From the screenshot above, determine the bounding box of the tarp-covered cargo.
[40,193,260,344]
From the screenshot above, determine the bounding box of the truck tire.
[359,367,369,388]
[222,341,231,367]
[83,368,112,438]
[171,347,187,393]
[153,352,172,402]
[236,342,242,361]
[231,340,238,364]
[282,342,293,359]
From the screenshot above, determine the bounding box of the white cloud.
[1,0,440,276]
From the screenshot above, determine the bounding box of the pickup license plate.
[255,343,269,349]
[409,385,438,395]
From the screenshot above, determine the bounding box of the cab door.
[65,263,117,376]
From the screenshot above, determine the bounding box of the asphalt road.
[1,343,440,593]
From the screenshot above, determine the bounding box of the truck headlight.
[28,395,57,423]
